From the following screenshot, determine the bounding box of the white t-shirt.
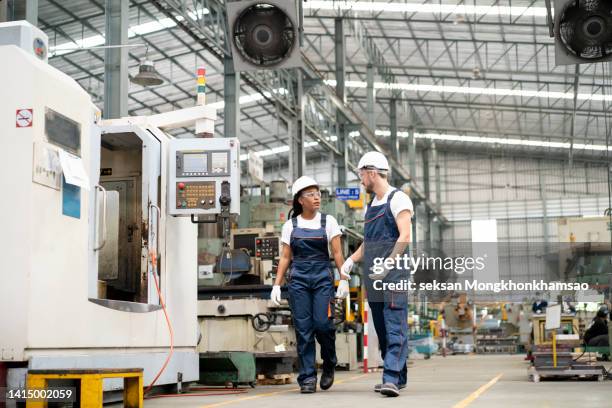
[281,213,343,246]
[369,186,414,220]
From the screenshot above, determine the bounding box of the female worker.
[270,176,350,393]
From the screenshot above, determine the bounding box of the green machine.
[199,351,257,387]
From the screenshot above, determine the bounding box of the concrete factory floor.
[110,355,612,408]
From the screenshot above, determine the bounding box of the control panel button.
[255,237,280,260]
[178,182,185,190]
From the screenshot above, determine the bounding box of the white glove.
[270,285,282,306]
[368,262,391,281]
[340,257,354,279]
[336,280,350,299]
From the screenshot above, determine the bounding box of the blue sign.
[336,187,360,201]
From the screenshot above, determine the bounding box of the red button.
[178,182,185,190]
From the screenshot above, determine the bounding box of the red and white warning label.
[16,109,33,128]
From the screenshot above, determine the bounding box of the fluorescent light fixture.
[239,141,320,161]
[208,88,289,110]
[372,129,612,151]
[303,1,547,18]
[49,10,207,57]
[325,80,612,103]
[51,35,105,56]
[128,18,177,37]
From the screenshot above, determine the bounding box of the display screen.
[211,152,229,174]
[45,108,81,155]
[183,153,207,173]
[233,234,258,256]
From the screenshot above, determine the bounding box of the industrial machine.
[230,228,280,285]
[0,21,241,393]
[475,303,520,354]
[556,217,612,292]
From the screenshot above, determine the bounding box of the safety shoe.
[380,383,401,397]
[300,381,317,394]
[320,369,335,390]
[374,383,405,392]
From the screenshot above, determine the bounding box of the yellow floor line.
[452,373,503,408]
[200,373,368,408]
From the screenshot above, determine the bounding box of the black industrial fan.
[226,0,302,72]
[553,0,612,65]
[233,3,296,67]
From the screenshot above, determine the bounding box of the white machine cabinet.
[0,21,229,393]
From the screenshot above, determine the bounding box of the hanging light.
[131,59,164,86]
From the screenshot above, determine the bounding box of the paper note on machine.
[59,149,90,190]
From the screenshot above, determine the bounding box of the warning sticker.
[16,109,33,128]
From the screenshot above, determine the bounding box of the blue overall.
[287,214,337,385]
[363,189,409,386]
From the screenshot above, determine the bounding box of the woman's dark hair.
[288,186,319,219]
[288,192,303,219]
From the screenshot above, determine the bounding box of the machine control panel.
[175,181,216,209]
[168,138,240,216]
[255,237,280,260]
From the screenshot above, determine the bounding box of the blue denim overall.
[364,189,409,386]
[288,213,337,385]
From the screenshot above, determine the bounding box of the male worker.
[584,306,610,361]
[340,151,413,397]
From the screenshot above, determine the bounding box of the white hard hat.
[291,176,319,196]
[357,151,389,170]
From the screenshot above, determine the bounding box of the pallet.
[528,365,606,383]
[27,368,143,408]
[257,373,293,385]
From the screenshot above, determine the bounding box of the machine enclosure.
[0,44,201,390]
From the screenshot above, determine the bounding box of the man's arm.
[349,243,364,263]
[386,210,412,264]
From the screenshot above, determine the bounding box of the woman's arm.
[273,244,292,286]
[330,235,346,278]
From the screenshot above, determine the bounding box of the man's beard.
[364,181,374,194]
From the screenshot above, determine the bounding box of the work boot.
[320,369,335,390]
[300,380,316,394]
[375,383,405,392]
[380,383,400,397]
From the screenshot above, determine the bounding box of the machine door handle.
[94,184,108,251]
[148,203,161,258]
